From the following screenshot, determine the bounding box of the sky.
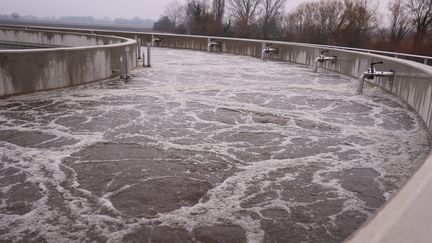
[1,0,389,20]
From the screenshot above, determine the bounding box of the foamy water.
[0,48,430,242]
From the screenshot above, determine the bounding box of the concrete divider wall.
[0,28,137,97]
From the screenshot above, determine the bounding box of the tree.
[284,3,317,43]
[213,0,226,21]
[186,0,210,34]
[313,0,344,44]
[405,0,432,40]
[164,1,185,28]
[227,0,262,37]
[284,1,343,44]
[208,0,229,35]
[388,0,411,44]
[11,12,19,19]
[259,0,286,39]
[153,16,176,32]
[333,0,377,47]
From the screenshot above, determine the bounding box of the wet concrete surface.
[0,48,430,242]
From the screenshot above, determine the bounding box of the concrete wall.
[0,28,137,97]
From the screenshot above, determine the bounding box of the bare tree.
[164,1,185,28]
[210,0,232,35]
[11,12,19,19]
[228,0,262,37]
[310,0,344,44]
[405,0,432,39]
[284,1,343,44]
[186,0,210,34]
[259,0,286,39]
[213,0,226,21]
[284,7,302,42]
[284,0,377,46]
[334,0,377,47]
[388,0,411,43]
[284,3,317,42]
[153,16,176,32]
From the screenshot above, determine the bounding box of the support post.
[124,54,129,80]
[137,41,142,60]
[144,42,151,67]
[261,42,266,60]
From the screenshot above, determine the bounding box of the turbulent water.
[0,48,430,242]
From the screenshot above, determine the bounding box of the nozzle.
[371,61,384,66]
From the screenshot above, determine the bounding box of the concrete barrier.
[1,25,432,242]
[0,28,137,97]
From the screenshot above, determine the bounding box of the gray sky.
[1,0,389,20]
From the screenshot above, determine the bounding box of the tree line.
[154,0,432,56]
[1,13,154,29]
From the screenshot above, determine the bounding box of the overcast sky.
[1,0,389,20]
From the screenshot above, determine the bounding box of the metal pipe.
[262,44,278,60]
[313,50,337,72]
[374,71,396,77]
[152,36,163,47]
[357,62,395,94]
[208,38,221,52]
[262,46,278,54]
